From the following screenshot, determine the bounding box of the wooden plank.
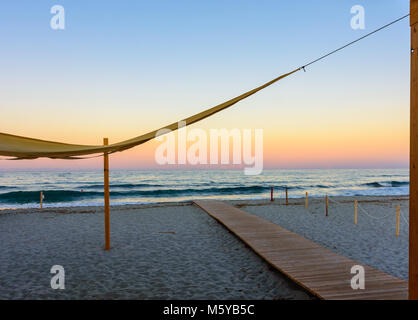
[411,1,418,299]
[194,200,408,300]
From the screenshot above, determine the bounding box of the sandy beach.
[232,195,409,281]
[0,202,312,300]
[0,195,408,299]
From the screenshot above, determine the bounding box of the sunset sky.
[0,0,410,170]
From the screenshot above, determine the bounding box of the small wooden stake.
[354,200,358,225]
[104,138,110,251]
[305,192,308,210]
[285,188,288,206]
[271,187,274,202]
[40,191,43,209]
[396,205,401,237]
[325,195,328,217]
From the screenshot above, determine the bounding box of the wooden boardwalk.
[194,200,408,300]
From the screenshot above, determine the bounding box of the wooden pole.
[325,195,328,217]
[396,206,400,237]
[354,200,358,225]
[285,188,288,206]
[411,0,418,299]
[305,192,308,210]
[271,187,274,202]
[104,138,110,251]
[40,191,43,209]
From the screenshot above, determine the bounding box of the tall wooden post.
[104,138,110,251]
[411,0,418,299]
[40,191,43,209]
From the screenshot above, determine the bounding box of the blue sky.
[0,0,411,169]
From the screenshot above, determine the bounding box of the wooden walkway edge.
[194,200,407,300]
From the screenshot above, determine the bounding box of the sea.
[0,169,409,209]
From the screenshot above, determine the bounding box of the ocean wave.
[0,190,101,203]
[0,186,273,204]
[391,181,410,187]
[0,186,17,190]
[78,183,164,189]
[76,182,225,189]
[361,181,409,188]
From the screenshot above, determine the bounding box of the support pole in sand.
[285,188,288,206]
[411,0,418,299]
[396,206,401,237]
[271,187,274,202]
[325,195,328,217]
[305,192,308,210]
[40,191,43,209]
[354,200,358,225]
[104,138,110,251]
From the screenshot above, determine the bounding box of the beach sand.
[0,202,312,300]
[232,195,409,281]
[0,195,408,299]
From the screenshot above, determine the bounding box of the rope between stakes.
[327,197,345,206]
[400,209,410,226]
[322,197,347,226]
[357,203,394,220]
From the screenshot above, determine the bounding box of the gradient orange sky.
[0,0,410,170]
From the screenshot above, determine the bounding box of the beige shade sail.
[0,68,300,160]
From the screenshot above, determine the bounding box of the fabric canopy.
[0,68,299,160]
